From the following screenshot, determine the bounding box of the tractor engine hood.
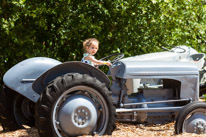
[121,51,178,62]
[110,60,199,79]
[120,46,205,70]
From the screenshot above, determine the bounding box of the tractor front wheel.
[175,101,206,134]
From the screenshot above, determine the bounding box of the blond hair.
[83,38,99,52]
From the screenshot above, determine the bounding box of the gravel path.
[1,122,206,137]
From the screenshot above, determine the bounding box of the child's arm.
[85,56,112,66]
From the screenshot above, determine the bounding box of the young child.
[81,38,112,67]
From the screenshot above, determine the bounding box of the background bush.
[0,0,206,86]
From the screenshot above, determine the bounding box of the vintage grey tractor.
[0,45,206,136]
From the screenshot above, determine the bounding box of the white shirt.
[81,53,95,66]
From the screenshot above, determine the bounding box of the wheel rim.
[52,85,109,136]
[182,108,206,134]
[13,95,34,127]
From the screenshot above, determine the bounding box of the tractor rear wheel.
[35,73,116,137]
[0,85,35,131]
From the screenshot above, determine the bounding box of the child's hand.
[105,61,112,66]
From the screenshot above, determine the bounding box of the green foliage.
[0,0,206,86]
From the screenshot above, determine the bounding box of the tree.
[0,0,206,86]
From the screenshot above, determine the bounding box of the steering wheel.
[99,53,124,64]
[161,45,186,53]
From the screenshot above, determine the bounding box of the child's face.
[86,41,99,55]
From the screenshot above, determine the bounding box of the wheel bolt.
[79,119,82,125]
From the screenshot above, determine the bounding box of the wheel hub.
[183,113,206,134]
[74,108,89,126]
[14,95,35,127]
[55,94,98,136]
[194,120,206,134]
[21,98,34,120]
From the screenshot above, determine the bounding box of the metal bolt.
[78,118,83,125]
[194,121,206,134]
[197,125,204,133]
[74,116,78,122]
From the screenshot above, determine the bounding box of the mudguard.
[3,57,62,102]
[32,61,110,95]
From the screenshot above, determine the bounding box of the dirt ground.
[0,122,206,137]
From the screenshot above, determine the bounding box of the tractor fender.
[3,57,62,102]
[32,61,110,95]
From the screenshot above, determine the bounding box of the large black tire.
[175,101,206,134]
[0,85,35,131]
[35,73,116,137]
